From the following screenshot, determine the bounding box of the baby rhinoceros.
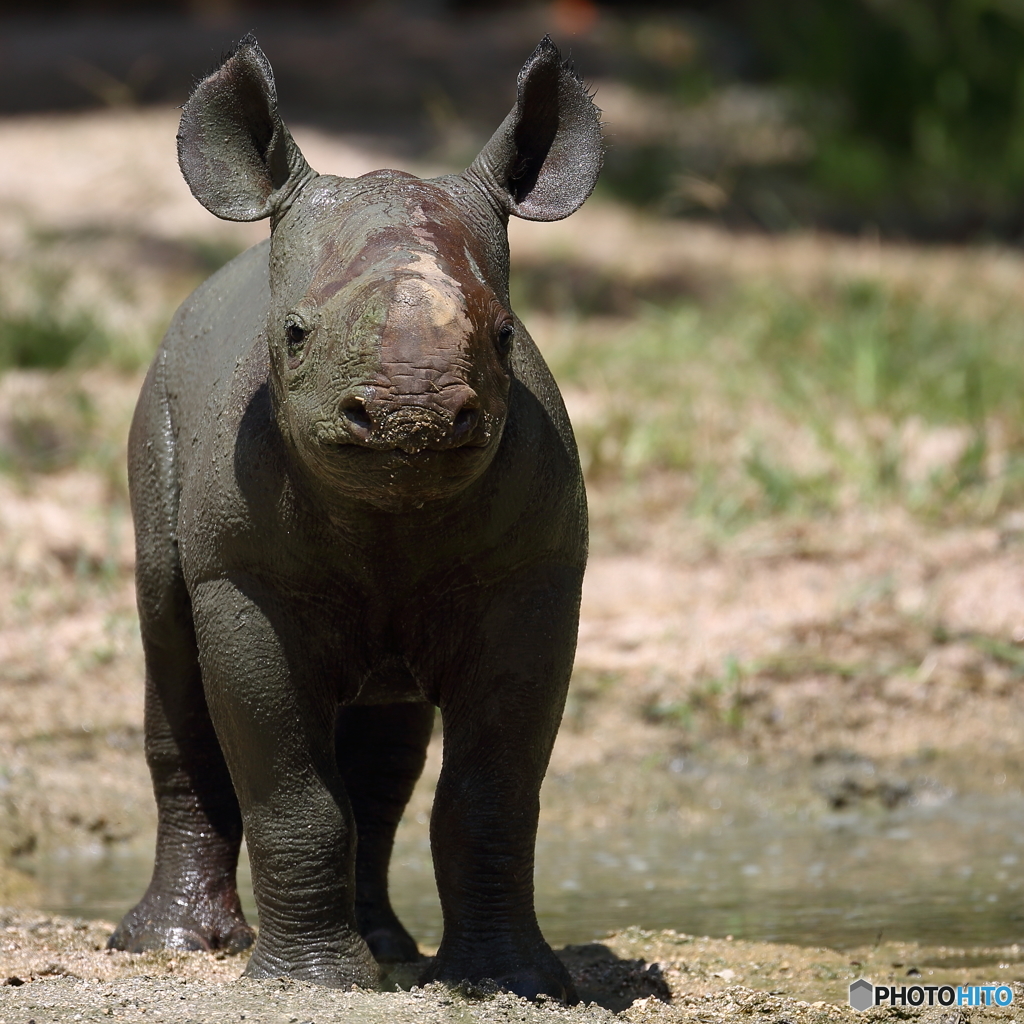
[109,36,601,1001]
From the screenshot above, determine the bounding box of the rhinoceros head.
[177,36,602,510]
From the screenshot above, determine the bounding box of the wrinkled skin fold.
[109,33,602,1003]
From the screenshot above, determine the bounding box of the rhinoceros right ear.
[177,36,316,223]
[467,36,603,222]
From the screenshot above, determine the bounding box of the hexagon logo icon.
[849,978,874,1011]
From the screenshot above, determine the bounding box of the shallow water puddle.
[28,790,1024,952]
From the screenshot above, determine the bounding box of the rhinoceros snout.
[336,386,483,453]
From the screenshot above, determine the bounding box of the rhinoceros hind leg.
[335,702,435,964]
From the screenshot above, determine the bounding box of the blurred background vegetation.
[1,0,1024,532]
[6,0,1024,240]
[604,0,1024,239]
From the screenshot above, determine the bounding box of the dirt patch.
[2,911,1021,1022]
[570,505,1024,766]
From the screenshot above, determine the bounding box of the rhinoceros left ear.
[467,36,603,222]
[177,36,317,223]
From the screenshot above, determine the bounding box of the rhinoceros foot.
[361,924,422,965]
[241,934,380,989]
[107,895,255,954]
[423,945,578,1003]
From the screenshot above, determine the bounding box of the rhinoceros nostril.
[339,397,373,439]
[453,407,479,441]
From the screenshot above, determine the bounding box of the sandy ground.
[3,107,1024,1019]
[2,910,1022,1022]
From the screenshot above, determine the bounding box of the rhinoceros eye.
[496,321,515,357]
[284,316,309,366]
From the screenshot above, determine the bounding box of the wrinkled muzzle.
[329,384,488,454]
[297,377,504,511]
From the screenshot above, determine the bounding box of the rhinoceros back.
[156,238,272,461]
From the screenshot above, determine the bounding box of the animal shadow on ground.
[382,945,671,1010]
[556,943,672,1010]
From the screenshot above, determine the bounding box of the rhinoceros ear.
[467,36,602,222]
[177,36,316,223]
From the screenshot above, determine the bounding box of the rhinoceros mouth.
[326,441,488,460]
[297,427,500,511]
[312,406,492,454]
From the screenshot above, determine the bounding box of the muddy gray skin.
[108,37,601,1002]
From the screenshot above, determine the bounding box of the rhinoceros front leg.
[109,456,252,954]
[192,577,378,989]
[423,564,582,1003]
[109,630,254,953]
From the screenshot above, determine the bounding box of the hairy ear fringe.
[177,37,316,224]
[467,36,604,223]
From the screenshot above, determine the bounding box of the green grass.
[0,229,244,479]
[0,271,115,373]
[644,654,748,733]
[0,229,245,377]
[0,284,162,381]
[526,269,1024,526]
